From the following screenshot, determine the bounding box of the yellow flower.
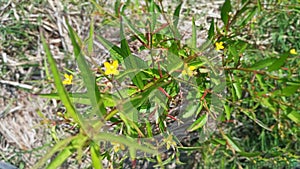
[62,74,73,85]
[182,64,196,77]
[111,142,125,152]
[290,48,297,55]
[215,41,224,50]
[104,60,119,75]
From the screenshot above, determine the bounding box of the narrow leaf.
[207,18,215,40]
[173,2,182,28]
[223,134,242,152]
[32,136,76,169]
[90,142,103,169]
[188,114,208,132]
[67,22,105,117]
[87,18,94,55]
[120,16,131,58]
[41,35,81,124]
[96,35,124,62]
[248,58,275,70]
[47,147,74,169]
[124,55,148,89]
[281,85,300,96]
[39,93,117,107]
[233,82,242,99]
[150,0,157,32]
[221,0,232,25]
[114,0,121,16]
[287,110,300,124]
[238,151,260,157]
[268,53,289,71]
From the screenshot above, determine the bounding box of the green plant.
[36,0,300,168]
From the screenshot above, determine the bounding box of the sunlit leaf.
[281,85,300,96]
[41,34,82,124]
[67,22,105,117]
[188,114,208,132]
[90,142,103,169]
[287,110,300,124]
[221,0,232,25]
[223,134,242,153]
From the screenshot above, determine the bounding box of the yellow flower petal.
[62,74,73,85]
[189,66,196,71]
[104,60,119,75]
[112,60,118,67]
[215,42,224,51]
[104,62,110,68]
[290,48,297,55]
[182,64,196,77]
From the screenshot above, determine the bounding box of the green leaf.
[208,18,215,40]
[228,45,238,61]
[39,93,117,107]
[268,53,289,71]
[287,110,300,124]
[47,146,74,169]
[188,114,208,132]
[90,142,103,169]
[260,98,276,113]
[96,35,124,62]
[212,138,226,145]
[41,35,82,124]
[120,16,131,58]
[129,147,136,160]
[114,0,121,16]
[32,136,76,169]
[233,82,242,99]
[47,134,87,169]
[67,22,105,117]
[221,0,232,25]
[248,58,275,70]
[124,55,148,89]
[281,85,300,96]
[238,7,257,27]
[238,151,260,157]
[241,109,272,131]
[87,18,94,55]
[173,2,182,28]
[224,104,231,120]
[223,134,242,152]
[149,0,157,32]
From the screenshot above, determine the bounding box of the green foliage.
[37,0,299,168]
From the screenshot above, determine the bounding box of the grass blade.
[47,146,74,169]
[90,142,103,169]
[32,136,76,169]
[66,21,105,117]
[41,35,82,124]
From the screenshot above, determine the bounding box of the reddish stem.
[158,87,171,99]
